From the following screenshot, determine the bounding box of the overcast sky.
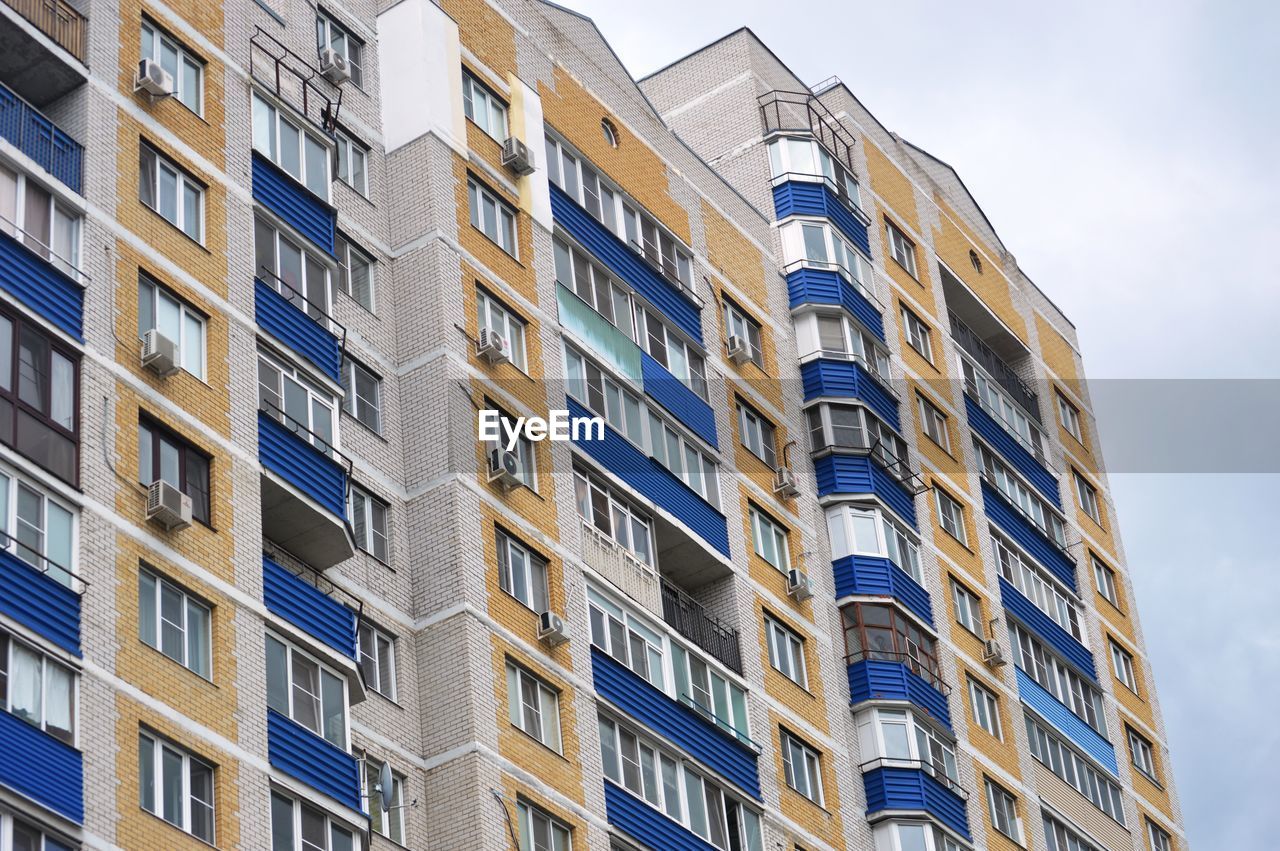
[567,0,1280,846]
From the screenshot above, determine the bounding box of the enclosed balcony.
[948,307,1040,424]
[861,758,971,841]
[786,263,884,341]
[254,272,345,382]
[0,529,81,655]
[980,476,1076,590]
[0,705,83,823]
[262,547,359,660]
[0,0,87,108]
[843,601,951,728]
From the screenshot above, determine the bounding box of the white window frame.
[0,163,83,281]
[255,217,335,325]
[960,355,1047,460]
[139,567,212,679]
[251,92,331,200]
[1074,470,1103,524]
[140,144,204,242]
[496,528,549,613]
[1147,819,1173,851]
[993,531,1084,642]
[341,358,381,434]
[797,310,891,381]
[1025,713,1125,822]
[462,70,509,142]
[138,274,206,380]
[477,287,529,372]
[780,219,869,292]
[737,402,777,468]
[805,402,910,474]
[765,135,863,211]
[575,470,653,566]
[0,628,77,746]
[985,777,1021,842]
[507,662,562,752]
[468,177,518,257]
[1128,726,1157,781]
[516,799,572,851]
[857,707,959,785]
[1111,640,1138,694]
[935,488,968,545]
[141,20,203,114]
[0,811,75,851]
[635,304,708,399]
[264,633,349,750]
[967,677,1001,739]
[1093,555,1120,607]
[334,129,367,196]
[0,462,78,587]
[950,579,981,634]
[900,304,933,362]
[1057,391,1084,442]
[348,483,388,562]
[765,616,807,688]
[749,505,790,571]
[316,10,363,88]
[723,300,765,368]
[886,220,917,277]
[824,503,923,585]
[335,234,375,313]
[975,440,1066,546]
[363,758,405,843]
[257,351,339,453]
[483,402,536,489]
[270,790,356,851]
[917,393,949,450]
[781,729,824,804]
[138,729,215,843]
[357,621,395,700]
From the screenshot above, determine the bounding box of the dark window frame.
[138,415,212,526]
[0,307,80,486]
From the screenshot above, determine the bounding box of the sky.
[565,0,1280,846]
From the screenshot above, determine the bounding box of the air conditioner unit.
[134,58,174,98]
[786,568,814,602]
[140,329,180,377]
[982,639,1007,668]
[537,611,568,646]
[477,328,511,365]
[726,335,752,365]
[773,466,800,498]
[488,448,521,490]
[146,480,192,531]
[318,48,351,84]
[501,137,536,176]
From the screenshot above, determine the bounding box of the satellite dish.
[377,761,393,814]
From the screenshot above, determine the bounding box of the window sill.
[510,724,570,762]
[141,204,211,254]
[337,286,378,319]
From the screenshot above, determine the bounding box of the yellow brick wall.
[454,159,537,299]
[738,493,814,623]
[443,0,518,84]
[462,260,547,404]
[864,142,920,234]
[931,205,1027,343]
[1034,313,1079,382]
[957,664,1021,778]
[909,380,964,481]
[755,602,829,735]
[701,200,769,311]
[768,711,843,846]
[925,475,982,573]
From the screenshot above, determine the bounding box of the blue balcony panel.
[550,184,702,345]
[1016,667,1118,774]
[258,412,347,519]
[0,710,83,823]
[0,229,83,340]
[800,358,899,429]
[605,780,719,851]
[0,83,83,193]
[786,266,884,341]
[999,577,1095,681]
[640,352,717,449]
[251,152,335,256]
[772,179,871,256]
[832,555,932,625]
[966,396,1060,507]
[593,647,759,799]
[862,766,970,840]
[568,398,729,558]
[255,278,342,382]
[0,548,79,656]
[267,709,362,813]
[980,482,1076,591]
[813,453,917,529]
[262,555,357,660]
[848,659,950,730]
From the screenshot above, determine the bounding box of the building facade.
[0,0,1184,850]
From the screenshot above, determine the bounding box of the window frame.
[477,286,529,372]
[967,676,1002,739]
[0,627,77,746]
[975,440,1067,546]
[1147,819,1173,851]
[138,415,212,525]
[0,811,75,851]
[1074,469,1104,525]
[798,309,891,381]
[482,400,537,489]
[334,234,375,313]
[506,661,562,752]
[736,400,777,468]
[467,176,519,258]
[1026,712,1126,822]
[825,503,923,584]
[257,350,340,454]
[842,602,942,689]
[900,304,933,362]
[357,620,396,700]
[0,463,78,586]
[1111,639,1139,694]
[1057,390,1084,443]
[1127,725,1158,782]
[138,566,212,679]
[1093,554,1121,608]
[765,135,863,212]
[984,777,1021,842]
[496,527,549,614]
[270,789,356,851]
[0,162,83,282]
[461,69,509,143]
[139,142,204,242]
[138,728,216,843]
[255,217,335,325]
[341,358,382,434]
[333,128,368,196]
[0,307,81,486]
[917,393,950,451]
[934,487,968,545]
[264,632,349,750]
[516,799,572,851]
[780,728,824,805]
[886,219,918,277]
[574,469,654,566]
[993,530,1084,642]
[749,504,791,572]
[1009,622,1106,734]
[315,9,363,87]
[765,616,807,689]
[141,18,204,115]
[363,757,405,843]
[138,272,207,380]
[251,91,331,200]
[722,299,765,369]
[950,578,982,635]
[348,483,389,562]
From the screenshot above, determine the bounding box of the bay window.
[574,469,652,565]
[255,217,334,325]
[252,92,330,199]
[794,310,890,381]
[0,163,82,280]
[766,135,863,211]
[825,503,922,584]
[993,531,1083,641]
[270,791,354,851]
[0,464,76,586]
[780,219,869,290]
[842,602,941,689]
[264,633,348,748]
[855,706,959,787]
[0,310,80,485]
[258,351,338,453]
[1008,622,1105,734]
[806,402,910,478]
[974,440,1065,547]
[0,628,75,744]
[873,822,966,851]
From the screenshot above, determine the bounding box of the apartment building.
[0,0,1183,849]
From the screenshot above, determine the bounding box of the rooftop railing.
[758,89,857,169]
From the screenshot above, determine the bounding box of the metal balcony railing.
[1,527,86,594]
[659,578,742,675]
[257,267,347,346]
[249,26,342,133]
[259,399,354,478]
[949,310,1041,423]
[845,648,951,696]
[0,81,83,193]
[2,0,87,63]
[263,538,363,615]
[758,89,857,169]
[858,757,969,800]
[0,210,89,286]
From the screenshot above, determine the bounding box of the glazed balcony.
[846,650,951,729]
[861,758,970,841]
[949,310,1040,423]
[0,529,82,655]
[254,271,346,382]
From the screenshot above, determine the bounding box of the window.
[748,505,790,571]
[961,356,1047,460]
[825,503,923,584]
[1111,640,1138,693]
[574,470,653,565]
[0,466,76,586]
[1074,469,1103,524]
[335,234,375,312]
[934,488,967,545]
[917,394,949,450]
[468,177,518,257]
[635,304,708,399]
[258,352,339,452]
[138,730,215,842]
[1025,714,1125,822]
[1057,391,1084,442]
[782,220,869,290]
[644,409,719,507]
[343,485,386,562]
[364,760,404,843]
[798,311,890,381]
[781,730,823,804]
[554,237,636,341]
[886,220,917,276]
[462,70,508,142]
[0,628,75,744]
[483,401,535,488]
[723,300,764,368]
[859,707,959,786]
[1009,622,1106,734]
[516,800,571,851]
[950,579,981,634]
[588,588,664,687]
[1044,811,1103,851]
[806,403,910,479]
[0,164,82,281]
[0,309,80,484]
[737,402,777,468]
[1093,555,1121,607]
[357,621,395,699]
[141,20,203,113]
[967,677,1001,738]
[1147,819,1173,851]
[139,417,211,525]
[0,812,74,851]
[334,130,367,195]
[138,273,205,380]
[341,359,381,433]
[993,531,1083,641]
[270,791,355,851]
[507,662,561,751]
[477,287,529,371]
[969,249,983,274]
[985,778,1020,841]
[975,441,1066,547]
[252,92,330,199]
[139,568,211,678]
[255,218,334,324]
[316,10,363,87]
[563,344,645,443]
[496,528,549,613]
[766,136,862,211]
[842,602,942,689]
[139,143,203,241]
[264,634,347,748]
[1128,726,1158,782]
[900,304,932,362]
[601,117,619,147]
[765,616,807,687]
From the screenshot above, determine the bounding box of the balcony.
[640,351,716,449]
[786,263,884,341]
[772,179,870,256]
[604,780,719,851]
[252,153,336,256]
[660,578,742,675]
[861,758,970,840]
[949,310,1040,423]
[980,478,1076,591]
[758,89,856,170]
[0,533,81,655]
[557,282,643,382]
[0,0,86,107]
[266,709,362,813]
[0,217,86,340]
[262,549,359,660]
[812,449,921,529]
[999,577,1095,680]
[580,520,662,617]
[1016,667,1118,774]
[0,81,82,193]
[800,358,898,427]
[592,647,759,798]
[258,406,354,571]
[832,554,932,625]
[255,274,345,382]
[0,707,82,823]
[965,393,1060,506]
[847,652,951,729]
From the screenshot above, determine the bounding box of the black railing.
[263,538,364,616]
[659,578,742,675]
[978,471,1075,563]
[858,757,968,799]
[257,267,348,351]
[758,89,857,169]
[948,310,1041,423]
[259,398,354,477]
[627,239,702,307]
[0,527,85,594]
[249,27,342,133]
[845,649,950,696]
